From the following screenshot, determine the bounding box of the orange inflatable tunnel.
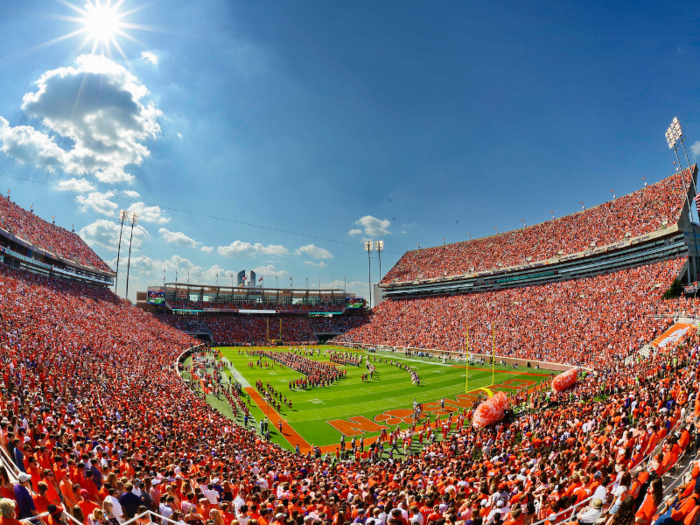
[552,368,578,392]
[472,392,510,428]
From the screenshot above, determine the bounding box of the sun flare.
[44,0,154,60]
[84,2,120,42]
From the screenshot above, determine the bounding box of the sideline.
[221,357,252,388]
[245,387,312,452]
[366,350,553,377]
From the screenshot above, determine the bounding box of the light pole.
[163,268,166,315]
[374,240,384,282]
[124,212,138,302]
[364,241,373,308]
[114,210,127,295]
[669,118,700,202]
[667,117,700,282]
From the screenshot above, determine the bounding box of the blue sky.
[0,0,699,302]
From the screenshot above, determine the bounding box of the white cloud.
[56,178,95,193]
[258,244,288,255]
[76,191,118,216]
[295,244,334,260]
[348,228,363,236]
[159,227,200,249]
[354,215,391,237]
[177,133,183,139]
[202,265,228,282]
[123,190,140,199]
[127,201,169,224]
[321,279,367,297]
[0,54,162,184]
[79,218,150,251]
[217,241,288,258]
[141,51,159,66]
[691,141,700,157]
[252,264,288,278]
[130,254,202,278]
[201,246,214,253]
[304,261,327,267]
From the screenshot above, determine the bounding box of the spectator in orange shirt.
[635,479,663,525]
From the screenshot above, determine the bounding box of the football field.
[211,345,558,452]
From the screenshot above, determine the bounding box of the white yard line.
[364,352,456,367]
[221,358,252,388]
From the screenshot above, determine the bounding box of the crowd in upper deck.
[383,169,694,283]
[0,196,112,272]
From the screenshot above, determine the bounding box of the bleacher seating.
[161,314,317,344]
[341,258,685,368]
[383,168,694,283]
[308,315,369,333]
[0,195,112,272]
[0,260,697,525]
[1,192,699,525]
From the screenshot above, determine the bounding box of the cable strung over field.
[247,349,345,385]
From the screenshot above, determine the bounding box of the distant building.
[372,284,384,307]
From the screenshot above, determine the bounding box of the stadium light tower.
[124,212,138,302]
[668,118,699,194]
[365,241,373,308]
[666,117,699,281]
[114,210,128,294]
[667,118,697,217]
[374,240,384,281]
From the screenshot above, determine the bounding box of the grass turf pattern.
[216,345,557,451]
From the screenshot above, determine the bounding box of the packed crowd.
[2,186,700,525]
[160,316,211,333]
[383,168,695,283]
[160,314,369,344]
[340,258,685,369]
[1,259,700,525]
[0,195,112,272]
[161,316,318,345]
[308,317,369,334]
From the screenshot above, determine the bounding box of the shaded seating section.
[340,258,685,369]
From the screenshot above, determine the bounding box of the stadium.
[3,3,700,525]
[1,158,700,525]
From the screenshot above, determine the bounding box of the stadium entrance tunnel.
[315,332,342,343]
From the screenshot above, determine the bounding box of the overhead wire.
[0,172,402,254]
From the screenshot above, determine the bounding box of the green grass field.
[204,345,558,452]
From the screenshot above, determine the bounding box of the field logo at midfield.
[325,378,536,437]
[327,416,387,437]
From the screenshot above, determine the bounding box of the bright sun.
[46,0,151,59]
[84,2,120,42]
